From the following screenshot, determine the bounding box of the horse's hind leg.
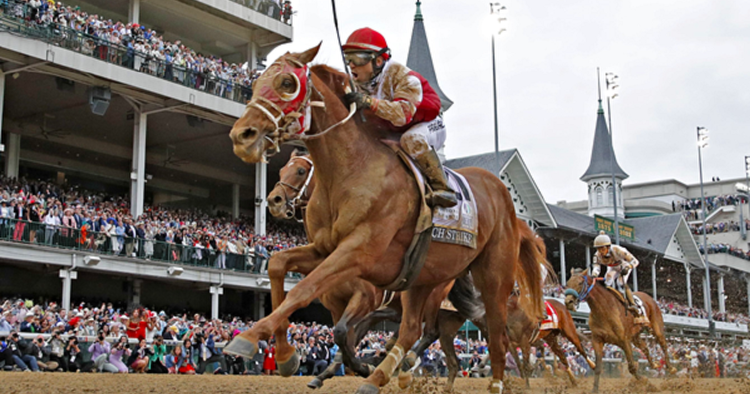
[621,339,641,380]
[632,335,657,372]
[437,312,465,392]
[652,321,676,375]
[471,249,515,393]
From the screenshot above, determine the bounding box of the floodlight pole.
[697,126,714,337]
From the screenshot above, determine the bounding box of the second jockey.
[591,231,640,314]
[341,27,457,208]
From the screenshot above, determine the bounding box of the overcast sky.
[267,0,750,204]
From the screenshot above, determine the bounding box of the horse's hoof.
[307,377,323,390]
[398,371,413,389]
[490,379,504,394]
[222,336,258,358]
[277,351,300,377]
[669,367,677,375]
[362,363,375,378]
[355,383,380,394]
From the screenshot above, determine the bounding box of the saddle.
[605,286,650,326]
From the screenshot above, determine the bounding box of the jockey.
[591,231,640,314]
[341,27,457,208]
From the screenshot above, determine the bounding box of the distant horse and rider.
[226,34,548,392]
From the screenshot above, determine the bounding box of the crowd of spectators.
[0,175,307,272]
[700,243,750,262]
[673,194,745,221]
[656,298,750,324]
[691,219,750,235]
[0,0,276,103]
[230,0,294,24]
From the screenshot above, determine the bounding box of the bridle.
[564,274,597,309]
[274,156,315,222]
[244,57,357,162]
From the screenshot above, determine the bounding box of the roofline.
[622,178,689,189]
[677,215,706,269]
[503,151,557,228]
[580,172,629,182]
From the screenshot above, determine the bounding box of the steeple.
[406,1,453,111]
[580,101,628,182]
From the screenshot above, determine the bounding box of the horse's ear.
[570,268,576,276]
[296,42,322,64]
[582,268,589,276]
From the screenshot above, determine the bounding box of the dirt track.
[2,373,749,394]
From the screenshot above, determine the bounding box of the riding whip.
[329,0,367,123]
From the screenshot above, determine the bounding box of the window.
[607,185,614,206]
[596,187,603,206]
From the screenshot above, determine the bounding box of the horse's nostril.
[273,196,283,204]
[240,128,256,141]
[285,211,294,219]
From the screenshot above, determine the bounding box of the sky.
[267,0,750,204]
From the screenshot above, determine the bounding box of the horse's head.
[230,44,322,164]
[564,268,591,312]
[267,148,314,219]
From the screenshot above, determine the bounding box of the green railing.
[0,218,292,276]
[0,3,253,104]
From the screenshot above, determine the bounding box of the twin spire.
[406,1,452,111]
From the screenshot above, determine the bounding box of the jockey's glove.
[343,91,374,110]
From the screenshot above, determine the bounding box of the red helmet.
[342,27,390,60]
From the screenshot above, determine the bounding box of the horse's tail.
[516,219,554,321]
[448,273,485,321]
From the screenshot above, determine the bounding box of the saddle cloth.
[430,169,479,249]
[539,301,559,331]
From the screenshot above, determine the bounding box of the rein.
[564,275,597,304]
[274,156,315,222]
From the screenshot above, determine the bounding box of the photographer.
[64,334,91,372]
[110,335,131,373]
[148,334,168,373]
[88,329,117,373]
[8,330,39,371]
[47,330,68,371]
[194,329,227,374]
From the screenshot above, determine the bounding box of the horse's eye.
[297,168,306,176]
[282,79,293,89]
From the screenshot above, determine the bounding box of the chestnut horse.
[565,268,675,393]
[227,45,546,394]
[506,297,592,388]
[267,150,484,390]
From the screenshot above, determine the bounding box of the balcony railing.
[0,4,254,104]
[0,218,303,278]
[229,0,293,25]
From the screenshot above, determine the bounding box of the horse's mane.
[310,64,348,102]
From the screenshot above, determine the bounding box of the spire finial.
[596,67,604,114]
[415,1,423,21]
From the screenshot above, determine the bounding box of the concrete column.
[128,0,140,24]
[232,184,240,219]
[254,162,267,236]
[632,264,638,292]
[685,264,692,308]
[254,292,267,320]
[702,276,709,313]
[210,285,223,320]
[651,258,657,300]
[718,274,725,314]
[4,133,20,178]
[585,247,591,273]
[0,71,5,156]
[59,269,77,312]
[129,279,142,310]
[247,41,258,71]
[559,240,566,284]
[130,113,147,217]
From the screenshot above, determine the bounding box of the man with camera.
[47,330,68,371]
[8,330,39,371]
[88,330,118,373]
[194,328,227,374]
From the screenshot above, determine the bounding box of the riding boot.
[413,149,458,208]
[624,286,639,314]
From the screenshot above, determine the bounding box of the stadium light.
[83,255,100,266]
[697,127,709,148]
[489,3,507,154]
[167,266,184,276]
[745,155,750,176]
[605,72,619,99]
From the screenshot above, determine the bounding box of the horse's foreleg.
[621,340,640,380]
[565,323,595,370]
[438,312,465,391]
[357,285,433,394]
[547,337,576,387]
[591,337,604,393]
[633,335,657,372]
[652,321,676,375]
[333,292,376,379]
[227,243,362,364]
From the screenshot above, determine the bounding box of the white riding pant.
[400,115,447,158]
[604,265,631,290]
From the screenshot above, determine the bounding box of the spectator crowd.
[0,0,280,102]
[673,194,745,221]
[0,175,307,272]
[691,219,750,235]
[700,243,750,262]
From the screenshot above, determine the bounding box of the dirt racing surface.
[1,373,749,394]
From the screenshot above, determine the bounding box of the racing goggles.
[344,52,375,67]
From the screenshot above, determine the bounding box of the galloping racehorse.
[227,45,546,394]
[506,296,592,388]
[565,269,675,393]
[267,150,484,390]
